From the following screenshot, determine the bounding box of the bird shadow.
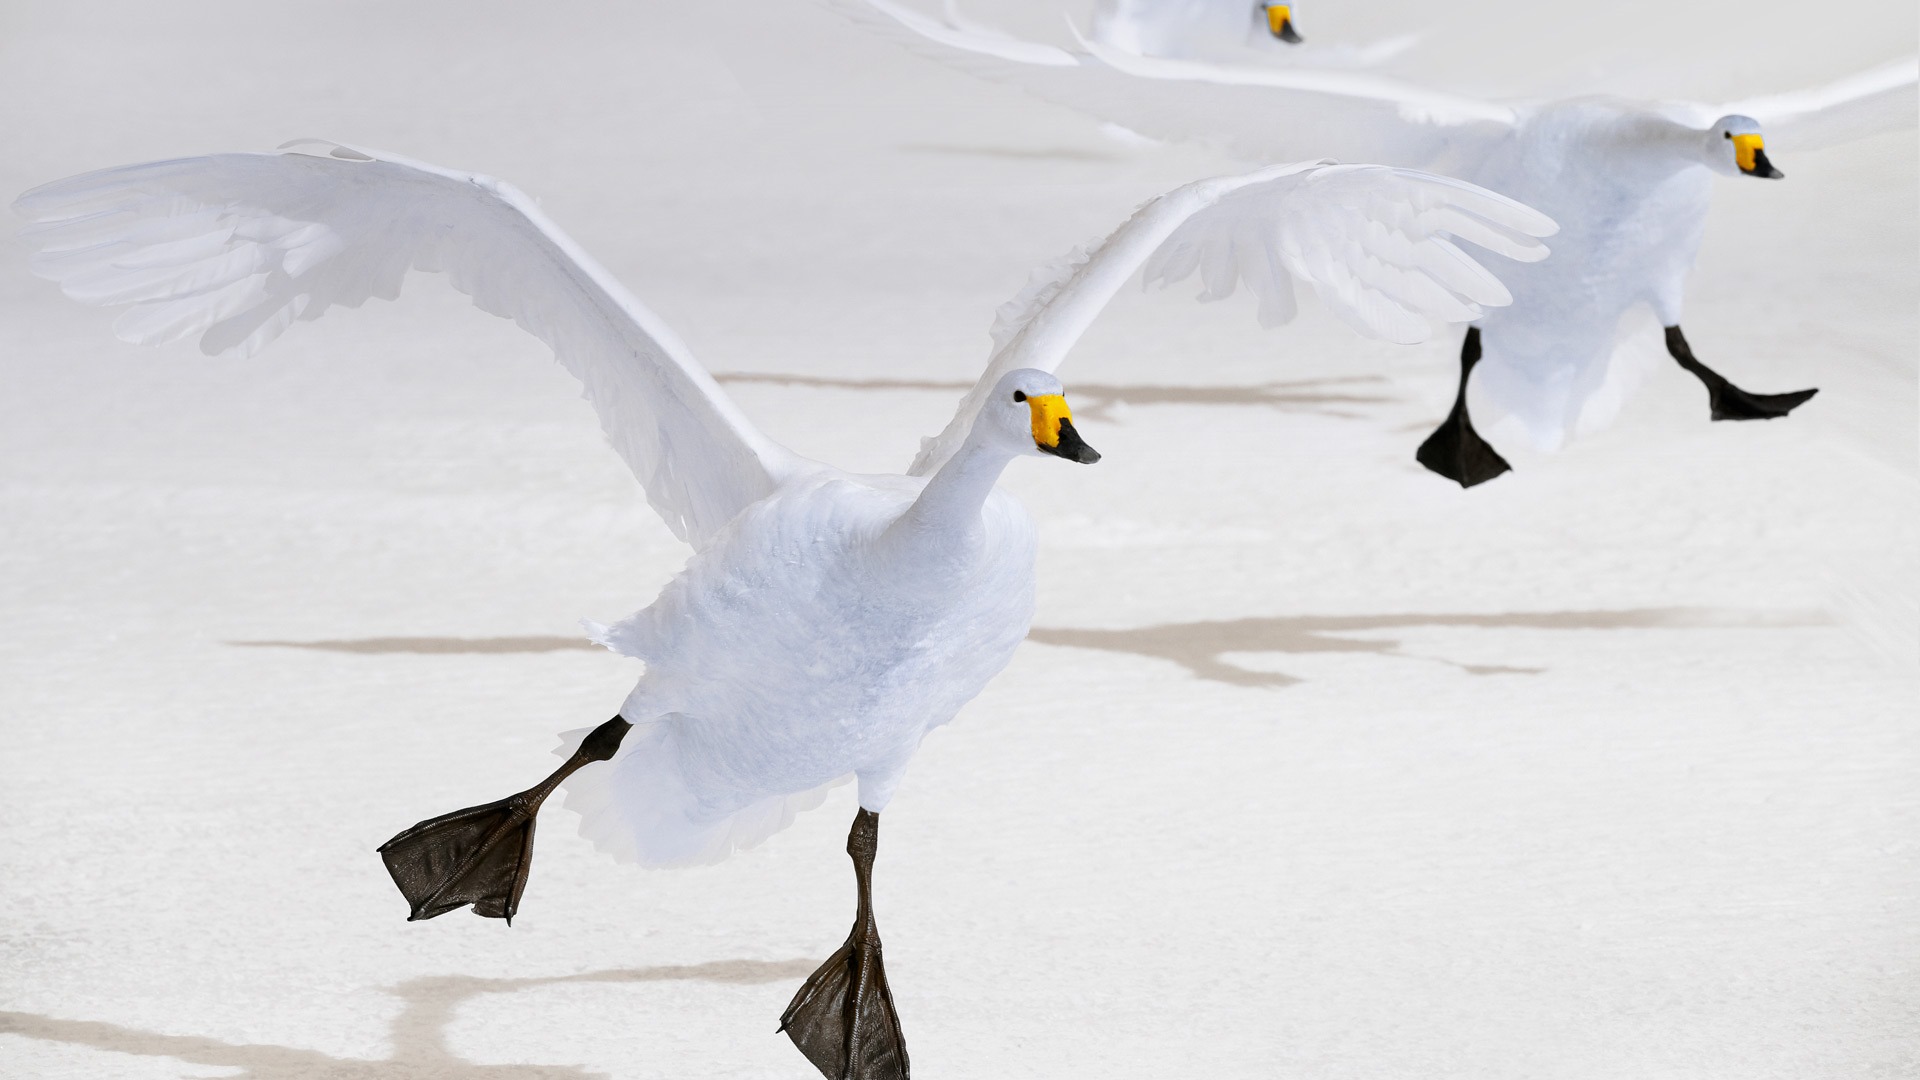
[0,957,816,1079]
[713,371,1394,422]
[230,636,601,655]
[228,607,1827,689]
[1027,607,1829,688]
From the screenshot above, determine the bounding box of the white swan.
[13,141,1550,1077]
[1088,0,1418,65]
[846,0,1919,485]
[1093,0,1303,55]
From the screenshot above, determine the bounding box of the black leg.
[1416,327,1512,488]
[378,715,632,924]
[1665,325,1817,421]
[780,809,910,1080]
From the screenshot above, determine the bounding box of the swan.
[845,0,1919,485]
[14,141,1550,1077]
[1091,0,1306,54]
[1085,0,1417,66]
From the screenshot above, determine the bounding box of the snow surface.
[1,2,1914,1078]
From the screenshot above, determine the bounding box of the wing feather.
[15,143,802,548]
[839,0,1512,167]
[1722,56,1919,151]
[908,161,1556,475]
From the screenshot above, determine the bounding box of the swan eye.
[1724,132,1732,139]
[1012,390,1027,402]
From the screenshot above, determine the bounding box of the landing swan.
[15,142,1550,1076]
[847,0,1917,485]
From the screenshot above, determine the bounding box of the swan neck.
[888,435,1014,552]
[1634,114,1712,168]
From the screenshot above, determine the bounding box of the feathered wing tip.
[1141,162,1557,346]
[554,721,849,868]
[11,142,393,362]
[1721,55,1919,151]
[275,138,375,161]
[908,160,1555,476]
[14,141,800,550]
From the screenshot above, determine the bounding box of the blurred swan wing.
[908,160,1556,475]
[14,142,801,548]
[838,0,1511,167]
[1721,56,1919,151]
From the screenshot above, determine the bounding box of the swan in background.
[15,142,1548,1077]
[1093,0,1305,54]
[845,0,1918,486]
[1087,0,1419,65]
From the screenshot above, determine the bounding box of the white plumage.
[1087,0,1416,65]
[848,0,1917,454]
[1091,0,1277,58]
[14,142,1550,866]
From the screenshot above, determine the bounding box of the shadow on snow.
[229,607,1827,688]
[1028,607,1829,687]
[0,957,818,1079]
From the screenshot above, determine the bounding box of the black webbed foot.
[1665,325,1817,422]
[1704,382,1819,421]
[379,790,540,922]
[780,809,909,1080]
[378,715,631,923]
[1416,327,1511,488]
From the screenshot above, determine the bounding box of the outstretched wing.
[1719,56,1919,151]
[838,0,1511,167]
[908,161,1556,475]
[14,142,802,548]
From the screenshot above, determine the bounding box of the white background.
[1,2,1915,1077]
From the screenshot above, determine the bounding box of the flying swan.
[845,0,1920,485]
[1094,0,1306,54]
[14,142,1552,1077]
[1086,0,1419,66]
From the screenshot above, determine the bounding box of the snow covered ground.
[1,2,1914,1077]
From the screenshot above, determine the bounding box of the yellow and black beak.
[1025,393,1101,464]
[1733,133,1784,179]
[1265,4,1303,43]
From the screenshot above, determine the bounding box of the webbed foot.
[779,809,910,1079]
[378,715,631,923]
[1416,327,1511,488]
[1665,325,1817,422]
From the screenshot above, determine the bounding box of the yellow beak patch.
[1266,4,1292,34]
[1026,394,1073,449]
[1732,133,1765,173]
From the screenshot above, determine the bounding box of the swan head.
[1262,3,1304,43]
[983,369,1101,464]
[1706,115,1783,179]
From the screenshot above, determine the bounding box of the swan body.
[1457,102,1732,442]
[848,0,1917,457]
[577,466,1037,865]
